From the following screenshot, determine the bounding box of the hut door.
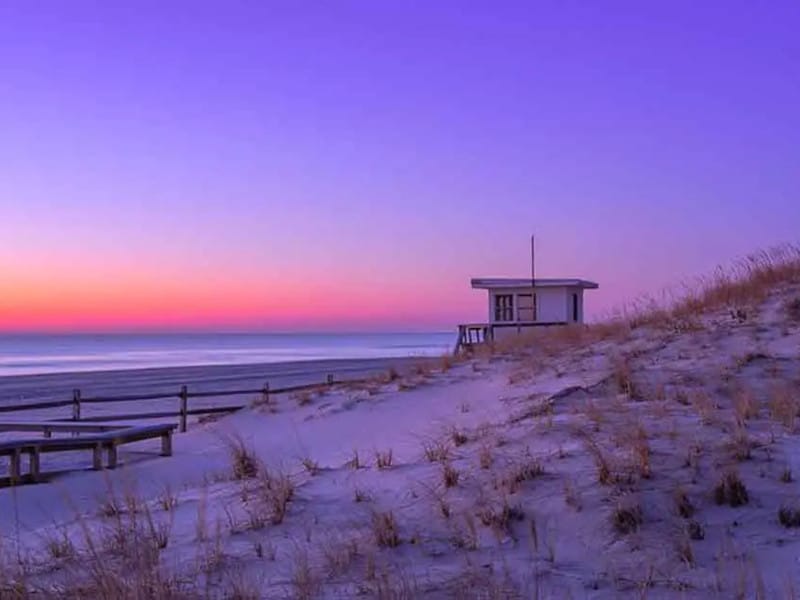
[518,294,535,322]
[572,293,579,321]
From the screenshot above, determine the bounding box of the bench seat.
[0,423,177,484]
[0,420,131,438]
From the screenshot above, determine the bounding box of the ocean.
[0,332,455,377]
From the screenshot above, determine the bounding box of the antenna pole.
[530,234,535,286]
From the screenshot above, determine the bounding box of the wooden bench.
[0,420,130,438]
[0,423,177,484]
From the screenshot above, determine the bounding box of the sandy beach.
[0,357,419,422]
[1,255,799,598]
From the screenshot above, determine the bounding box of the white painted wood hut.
[456,277,599,351]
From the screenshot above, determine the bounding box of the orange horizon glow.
[0,264,479,332]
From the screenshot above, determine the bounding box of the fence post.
[261,382,270,406]
[72,389,81,421]
[179,385,188,433]
[326,373,334,386]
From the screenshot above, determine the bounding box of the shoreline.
[0,355,423,408]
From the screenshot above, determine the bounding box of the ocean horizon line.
[0,329,455,337]
[0,331,455,378]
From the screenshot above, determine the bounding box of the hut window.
[494,294,514,322]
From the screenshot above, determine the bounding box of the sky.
[1,1,799,332]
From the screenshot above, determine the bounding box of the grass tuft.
[375,449,394,470]
[714,470,749,507]
[450,427,469,447]
[785,297,800,321]
[611,354,637,397]
[674,487,695,518]
[345,449,361,470]
[423,439,450,463]
[611,495,643,534]
[226,436,259,480]
[442,462,460,488]
[778,502,800,528]
[371,511,400,548]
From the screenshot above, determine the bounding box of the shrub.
[301,457,320,475]
[563,479,582,511]
[477,499,525,537]
[450,428,469,447]
[687,519,705,540]
[450,513,479,550]
[612,354,637,397]
[769,383,799,430]
[44,529,76,560]
[345,450,361,470]
[252,468,295,525]
[676,532,694,566]
[478,444,493,470]
[612,496,643,534]
[733,386,759,424]
[226,436,259,480]
[293,390,314,406]
[714,471,749,507]
[631,430,651,479]
[423,439,450,463]
[513,457,544,483]
[442,463,460,488]
[354,487,370,503]
[674,488,695,518]
[778,503,800,528]
[728,426,752,461]
[375,449,394,469]
[372,511,400,548]
[785,297,800,321]
[690,390,716,425]
[158,485,179,512]
[585,438,613,485]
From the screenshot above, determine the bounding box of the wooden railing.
[454,323,493,354]
[0,372,360,433]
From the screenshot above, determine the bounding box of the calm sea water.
[0,333,454,377]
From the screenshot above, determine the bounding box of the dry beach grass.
[2,245,800,598]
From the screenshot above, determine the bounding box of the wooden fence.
[0,373,357,433]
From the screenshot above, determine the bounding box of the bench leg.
[161,431,173,457]
[93,444,103,470]
[9,450,20,485]
[29,449,41,483]
[107,444,118,469]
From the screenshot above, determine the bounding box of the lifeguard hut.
[455,238,598,353]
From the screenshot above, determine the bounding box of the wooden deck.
[454,321,572,354]
[454,323,493,354]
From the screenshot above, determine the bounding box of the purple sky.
[1,1,798,331]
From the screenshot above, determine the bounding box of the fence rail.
[0,373,369,433]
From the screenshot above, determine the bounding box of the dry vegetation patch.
[375,449,394,470]
[778,502,800,528]
[785,297,800,321]
[371,511,400,548]
[225,436,259,480]
[714,470,749,507]
[611,494,643,534]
